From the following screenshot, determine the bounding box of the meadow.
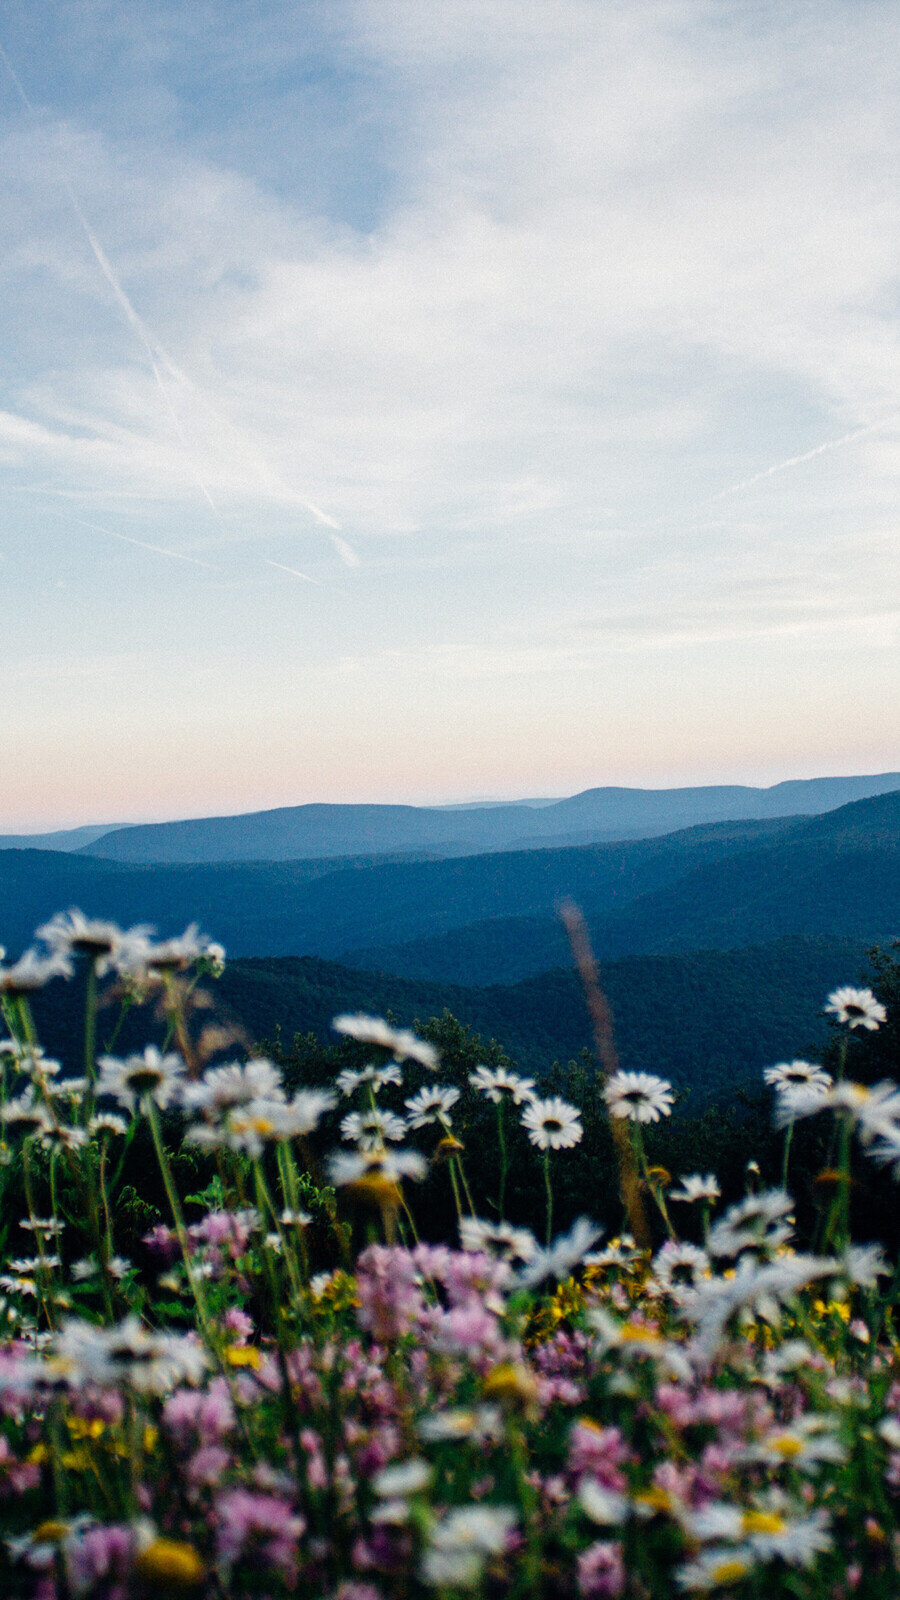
[0,908,898,1597]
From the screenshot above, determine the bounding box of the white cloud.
[0,0,898,820]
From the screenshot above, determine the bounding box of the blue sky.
[1,0,898,828]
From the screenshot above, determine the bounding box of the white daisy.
[182,1058,285,1111]
[520,1096,583,1150]
[19,1219,64,1239]
[188,1089,334,1157]
[332,1013,439,1068]
[764,1059,832,1092]
[89,1113,129,1138]
[422,1505,516,1588]
[839,1242,889,1287]
[517,1216,601,1288]
[341,1108,408,1149]
[459,1217,538,1264]
[328,1148,427,1186]
[683,1505,832,1567]
[677,1548,757,1590]
[825,985,886,1030]
[468,1065,536,1104]
[18,1054,61,1080]
[134,925,225,975]
[335,1062,403,1097]
[669,1174,721,1205]
[740,1414,844,1471]
[707,1191,794,1260]
[36,1122,88,1154]
[271,1089,336,1137]
[0,1092,50,1130]
[604,1071,674,1123]
[684,1255,836,1366]
[56,1316,207,1394]
[653,1241,711,1299]
[0,1273,37,1297]
[37,910,151,977]
[45,1077,88,1100]
[417,1406,504,1443]
[0,949,71,995]
[583,1235,643,1270]
[96,1048,186,1112]
[577,1480,628,1525]
[404,1085,460,1128]
[373,1459,432,1498]
[776,1079,900,1144]
[588,1310,693,1380]
[9,1256,59,1274]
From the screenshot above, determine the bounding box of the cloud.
[330,533,360,566]
[1,2,898,548]
[0,1,899,820]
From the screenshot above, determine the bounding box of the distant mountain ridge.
[0,793,897,978]
[0,825,121,853]
[342,791,900,983]
[78,772,900,864]
[0,816,795,960]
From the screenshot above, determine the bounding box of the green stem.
[252,1156,306,1313]
[22,1140,55,1332]
[822,1113,853,1253]
[146,1100,213,1341]
[497,1100,508,1220]
[102,993,135,1056]
[781,1122,794,1192]
[543,1148,553,1246]
[446,1151,463,1221]
[628,1121,673,1238]
[83,960,98,1089]
[98,1144,114,1263]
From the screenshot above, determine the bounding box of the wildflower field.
[0,912,899,1597]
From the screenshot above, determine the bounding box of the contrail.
[0,39,219,511]
[265,559,322,585]
[330,533,361,567]
[41,506,216,568]
[0,40,340,532]
[704,417,899,506]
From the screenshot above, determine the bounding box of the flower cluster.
[0,914,896,1598]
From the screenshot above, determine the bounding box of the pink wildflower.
[66,1524,134,1596]
[142,1224,178,1261]
[216,1490,305,1582]
[300,1427,329,1491]
[0,1434,40,1494]
[577,1541,625,1597]
[568,1422,629,1490]
[223,1307,254,1343]
[188,1444,231,1486]
[163,1379,235,1444]
[356,1247,423,1341]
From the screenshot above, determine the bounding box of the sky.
[0,0,898,829]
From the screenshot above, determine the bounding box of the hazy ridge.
[68,771,900,864]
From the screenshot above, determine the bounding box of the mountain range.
[4,770,896,864]
[0,791,897,980]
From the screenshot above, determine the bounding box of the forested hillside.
[0,815,794,958]
[28,933,873,1103]
[343,791,900,980]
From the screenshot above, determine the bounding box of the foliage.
[31,933,874,1104]
[0,916,898,1597]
